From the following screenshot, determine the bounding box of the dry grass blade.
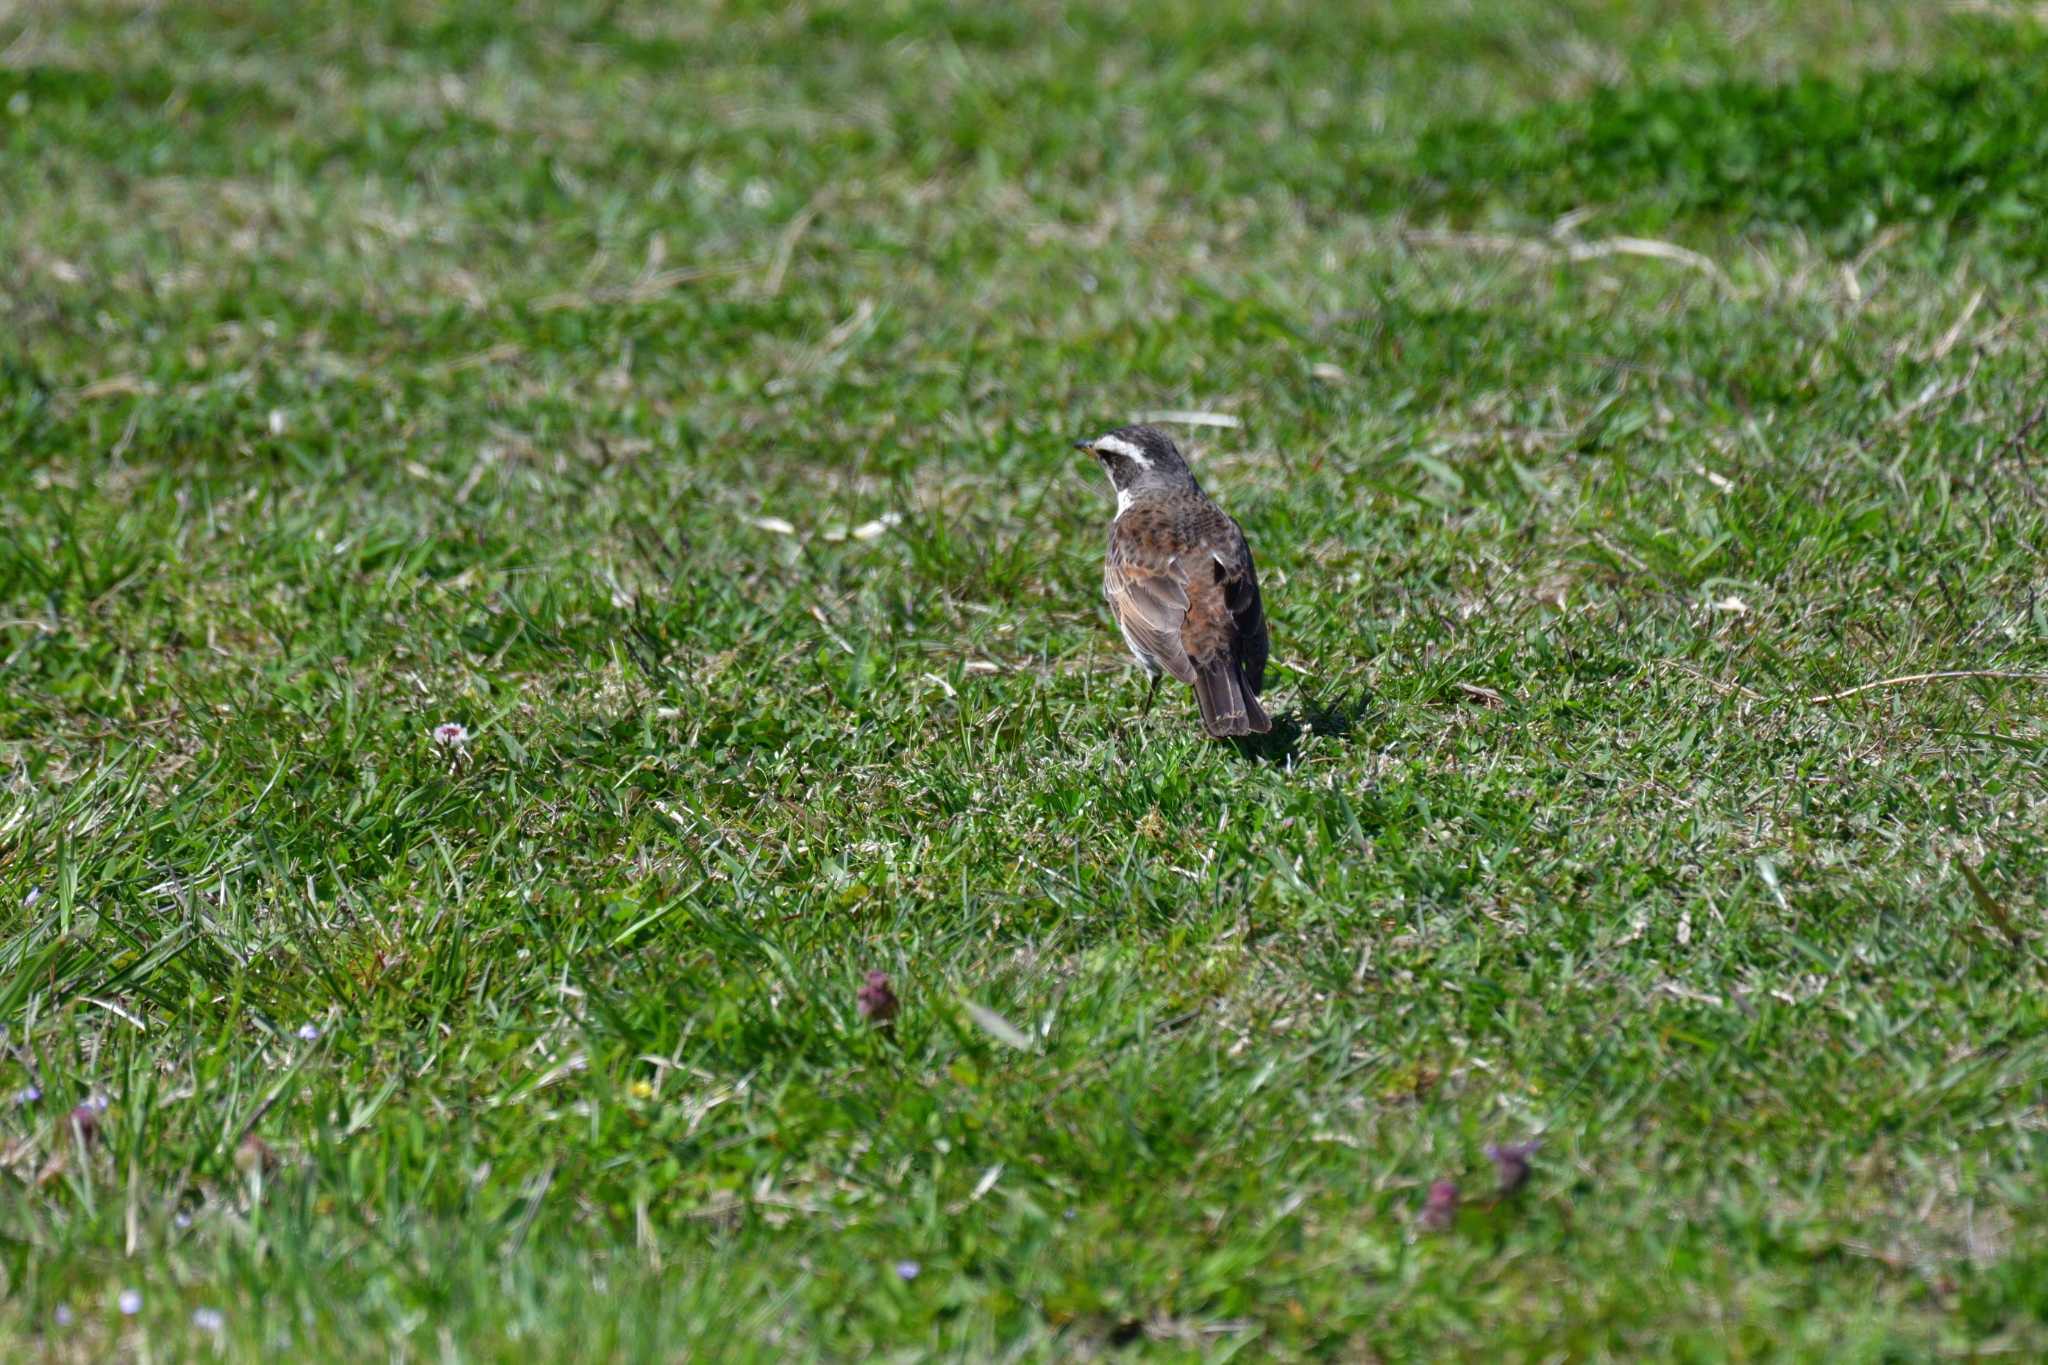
[1401,229,1732,287]
[762,190,831,297]
[1451,681,1506,707]
[1567,235,1732,286]
[1802,670,2048,704]
[1993,400,2048,462]
[1134,410,1243,429]
[1960,862,2026,950]
[1657,659,1766,700]
[962,1001,1035,1051]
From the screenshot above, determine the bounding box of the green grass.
[1407,40,2048,256]
[4,0,2048,1358]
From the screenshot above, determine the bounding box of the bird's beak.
[1072,439,1096,455]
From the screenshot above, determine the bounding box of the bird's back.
[1109,489,1269,732]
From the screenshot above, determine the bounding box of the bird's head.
[1073,424,1196,503]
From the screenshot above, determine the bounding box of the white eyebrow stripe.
[1094,434,1150,467]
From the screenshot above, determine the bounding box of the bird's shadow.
[1229,687,1374,763]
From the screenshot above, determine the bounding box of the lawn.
[4,0,2048,1358]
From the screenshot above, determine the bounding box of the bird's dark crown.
[1074,424,1198,497]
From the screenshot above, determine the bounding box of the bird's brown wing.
[1104,540,1197,684]
[1180,524,1271,736]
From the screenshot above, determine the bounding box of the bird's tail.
[1192,657,1273,738]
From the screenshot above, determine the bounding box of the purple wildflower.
[894,1259,921,1281]
[1418,1179,1459,1230]
[118,1288,142,1316]
[67,1103,102,1146]
[1485,1140,1540,1196]
[856,971,899,1028]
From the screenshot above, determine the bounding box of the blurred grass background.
[4,1,2048,1358]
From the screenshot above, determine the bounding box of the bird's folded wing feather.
[1105,552,1197,683]
[1218,535,1267,690]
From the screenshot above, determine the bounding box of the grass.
[3,0,2048,1358]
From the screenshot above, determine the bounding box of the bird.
[1074,424,1271,737]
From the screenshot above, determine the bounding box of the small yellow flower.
[628,1080,655,1100]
